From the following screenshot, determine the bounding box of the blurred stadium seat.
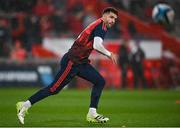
[32,44,57,58]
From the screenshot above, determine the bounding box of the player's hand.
[110,52,117,64]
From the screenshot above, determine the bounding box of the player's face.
[103,12,117,28]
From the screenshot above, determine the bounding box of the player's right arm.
[93,36,117,64]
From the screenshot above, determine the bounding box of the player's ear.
[102,13,107,20]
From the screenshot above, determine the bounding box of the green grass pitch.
[0,87,180,127]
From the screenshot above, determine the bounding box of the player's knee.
[98,77,105,88]
[49,87,60,95]
[50,90,59,95]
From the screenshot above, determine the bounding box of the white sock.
[88,108,98,116]
[23,100,31,109]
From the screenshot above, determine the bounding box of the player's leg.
[121,64,127,89]
[77,63,109,123]
[138,65,147,89]
[132,64,139,88]
[16,54,77,124]
[28,62,75,104]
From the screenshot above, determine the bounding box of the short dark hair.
[103,7,118,16]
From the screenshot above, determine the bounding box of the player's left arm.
[93,36,117,64]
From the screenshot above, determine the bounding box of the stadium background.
[0,0,180,127]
